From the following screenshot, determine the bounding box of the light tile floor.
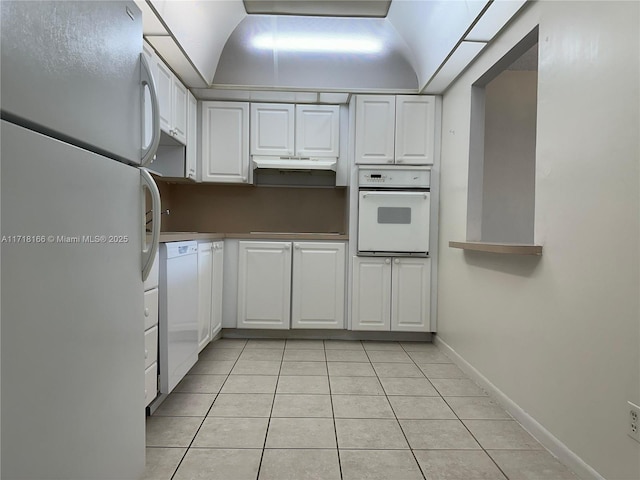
[144,339,581,480]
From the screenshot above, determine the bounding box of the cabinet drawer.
[144,325,158,369]
[144,287,159,330]
[144,362,158,407]
[144,254,159,290]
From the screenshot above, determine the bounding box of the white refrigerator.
[1,2,161,479]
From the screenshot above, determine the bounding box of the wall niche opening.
[467,28,538,244]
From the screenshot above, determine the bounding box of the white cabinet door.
[395,95,436,165]
[237,241,292,329]
[186,91,197,180]
[391,258,431,332]
[250,103,295,156]
[145,363,158,407]
[201,101,249,183]
[155,55,188,145]
[144,325,158,370]
[172,80,188,145]
[143,287,159,331]
[291,242,345,329]
[355,95,396,164]
[351,256,392,331]
[295,105,340,157]
[197,242,213,352]
[211,241,224,338]
[156,60,173,135]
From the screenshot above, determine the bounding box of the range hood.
[252,156,337,171]
[252,156,338,187]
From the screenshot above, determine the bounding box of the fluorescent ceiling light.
[252,34,382,54]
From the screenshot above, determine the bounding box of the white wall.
[437,1,639,479]
[481,70,537,243]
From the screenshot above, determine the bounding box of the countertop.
[157,232,348,243]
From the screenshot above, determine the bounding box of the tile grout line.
[366,341,427,480]
[325,339,345,480]
[254,339,285,480]
[438,393,512,479]
[409,341,513,480]
[168,339,249,480]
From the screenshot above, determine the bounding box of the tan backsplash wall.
[157,182,348,234]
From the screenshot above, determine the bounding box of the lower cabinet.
[211,241,224,338]
[352,256,431,332]
[144,254,160,407]
[197,241,224,351]
[292,242,346,329]
[237,241,346,329]
[197,242,213,352]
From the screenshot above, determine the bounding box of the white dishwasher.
[158,241,199,395]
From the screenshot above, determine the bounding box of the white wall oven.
[357,167,431,256]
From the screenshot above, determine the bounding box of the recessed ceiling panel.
[244,0,391,17]
[213,15,418,91]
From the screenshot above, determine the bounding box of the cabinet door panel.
[143,287,159,330]
[351,257,391,331]
[172,80,188,145]
[201,102,249,183]
[355,95,395,164]
[144,325,158,370]
[156,61,173,135]
[295,105,340,157]
[197,243,213,352]
[145,363,158,407]
[211,242,224,338]
[391,258,430,332]
[292,242,345,329]
[250,103,295,156]
[395,96,436,165]
[186,92,197,180]
[237,242,291,329]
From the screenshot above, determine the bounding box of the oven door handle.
[361,191,429,199]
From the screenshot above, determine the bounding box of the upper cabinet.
[355,95,437,165]
[355,95,396,164]
[251,103,340,158]
[186,91,197,181]
[201,101,250,183]
[250,103,295,156]
[395,95,437,165]
[156,56,188,144]
[295,105,340,158]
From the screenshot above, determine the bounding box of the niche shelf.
[449,241,542,256]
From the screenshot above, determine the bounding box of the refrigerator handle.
[141,168,161,281]
[140,53,160,167]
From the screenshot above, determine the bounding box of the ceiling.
[243,0,391,17]
[139,0,529,95]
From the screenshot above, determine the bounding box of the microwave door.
[358,191,430,254]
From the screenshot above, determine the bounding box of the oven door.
[358,190,430,255]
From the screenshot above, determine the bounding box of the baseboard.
[434,335,605,480]
[221,328,432,342]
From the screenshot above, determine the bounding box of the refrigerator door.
[1,1,145,165]
[1,121,145,480]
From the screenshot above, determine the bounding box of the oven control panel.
[358,167,431,188]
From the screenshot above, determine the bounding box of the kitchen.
[1,1,638,480]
